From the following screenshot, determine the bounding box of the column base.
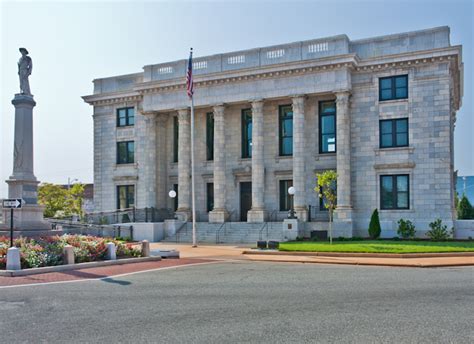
[208,209,228,223]
[1,204,50,231]
[333,206,353,238]
[294,207,308,222]
[175,208,191,222]
[247,209,266,223]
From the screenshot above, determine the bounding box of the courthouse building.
[83,26,463,237]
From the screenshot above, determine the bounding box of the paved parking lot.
[1,261,473,343]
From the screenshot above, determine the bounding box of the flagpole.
[190,51,197,248]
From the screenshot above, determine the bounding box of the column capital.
[251,99,264,113]
[335,90,351,103]
[213,103,225,117]
[177,108,189,122]
[292,95,305,113]
[155,113,168,125]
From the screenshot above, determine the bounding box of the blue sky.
[0,0,472,197]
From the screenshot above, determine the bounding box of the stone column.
[176,108,191,221]
[142,112,157,208]
[155,114,168,209]
[209,104,228,223]
[247,100,266,223]
[292,95,308,221]
[334,91,353,236]
[2,94,49,231]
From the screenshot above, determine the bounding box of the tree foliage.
[457,194,474,219]
[368,209,381,239]
[315,170,337,244]
[38,183,85,219]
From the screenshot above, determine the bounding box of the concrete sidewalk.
[151,243,474,268]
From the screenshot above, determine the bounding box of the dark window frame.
[279,105,293,156]
[380,174,410,210]
[116,185,135,210]
[379,75,408,101]
[116,141,134,164]
[379,118,409,148]
[206,112,214,161]
[206,183,214,212]
[279,179,293,211]
[319,100,337,154]
[116,107,135,127]
[173,116,179,163]
[241,108,252,159]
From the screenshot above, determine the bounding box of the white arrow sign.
[2,199,24,209]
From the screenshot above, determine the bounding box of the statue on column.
[18,47,32,95]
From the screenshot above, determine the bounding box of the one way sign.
[2,199,25,209]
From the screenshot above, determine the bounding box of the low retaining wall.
[454,220,474,239]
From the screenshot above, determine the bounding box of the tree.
[457,194,474,219]
[38,183,85,219]
[368,209,381,239]
[315,170,337,244]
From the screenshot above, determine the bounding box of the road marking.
[0,260,227,289]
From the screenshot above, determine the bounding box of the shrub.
[397,219,416,239]
[426,219,450,241]
[368,209,381,239]
[457,194,474,219]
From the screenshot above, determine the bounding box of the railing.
[175,221,188,243]
[259,222,269,241]
[50,220,134,241]
[215,210,236,243]
[84,207,175,225]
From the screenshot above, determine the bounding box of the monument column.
[334,90,353,235]
[292,95,308,221]
[176,108,191,221]
[247,99,266,223]
[209,104,228,223]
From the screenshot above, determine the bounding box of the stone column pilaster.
[209,104,228,223]
[247,99,266,223]
[143,113,158,208]
[176,108,191,221]
[292,95,308,221]
[334,91,353,236]
[155,114,168,209]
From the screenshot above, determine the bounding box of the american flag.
[186,48,194,99]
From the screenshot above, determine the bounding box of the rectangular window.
[117,107,135,127]
[207,183,214,212]
[117,185,135,209]
[173,116,179,163]
[279,180,293,211]
[206,112,214,161]
[241,109,252,158]
[379,75,408,101]
[380,118,409,148]
[279,105,293,156]
[319,101,336,153]
[116,141,134,164]
[380,175,409,210]
[173,184,178,211]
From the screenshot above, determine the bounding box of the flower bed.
[0,234,141,269]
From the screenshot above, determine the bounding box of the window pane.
[380,78,392,90]
[396,133,408,146]
[118,187,127,209]
[282,137,293,155]
[322,134,336,152]
[321,115,335,134]
[280,180,293,211]
[395,87,407,98]
[397,192,408,208]
[207,183,214,212]
[128,142,134,163]
[321,101,336,114]
[381,176,394,209]
[396,119,407,133]
[397,175,408,192]
[283,118,293,136]
[381,121,392,135]
[395,76,407,87]
[118,109,127,126]
[127,186,135,208]
[127,108,135,125]
[381,89,392,100]
[117,143,127,164]
[381,133,393,147]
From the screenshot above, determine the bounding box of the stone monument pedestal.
[0,94,50,232]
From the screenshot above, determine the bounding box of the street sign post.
[2,199,24,247]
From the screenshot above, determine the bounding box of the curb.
[242,250,474,259]
[0,256,163,277]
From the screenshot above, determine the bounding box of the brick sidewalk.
[0,258,212,287]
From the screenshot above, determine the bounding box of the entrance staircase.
[162,222,286,244]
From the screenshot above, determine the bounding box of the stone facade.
[83,26,463,237]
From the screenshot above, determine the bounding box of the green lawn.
[279,240,474,254]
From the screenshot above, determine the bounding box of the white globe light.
[288,186,295,195]
[168,190,177,198]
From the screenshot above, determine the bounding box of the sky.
[0,0,473,198]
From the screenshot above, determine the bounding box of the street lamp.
[288,186,296,219]
[169,190,177,219]
[67,177,78,190]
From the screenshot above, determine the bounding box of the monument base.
[1,204,50,231]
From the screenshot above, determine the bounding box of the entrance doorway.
[240,182,252,221]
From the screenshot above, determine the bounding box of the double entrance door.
[240,182,252,221]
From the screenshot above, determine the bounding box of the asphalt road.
[1,261,473,343]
